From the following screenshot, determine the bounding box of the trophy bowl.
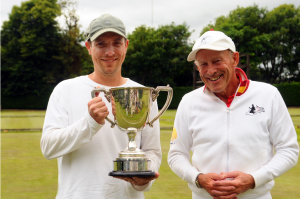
[91,85,173,177]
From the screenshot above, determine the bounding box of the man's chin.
[102,68,119,76]
[206,86,224,93]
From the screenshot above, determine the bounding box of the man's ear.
[232,52,239,67]
[125,39,129,51]
[195,61,200,72]
[85,41,92,55]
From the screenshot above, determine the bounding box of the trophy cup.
[91,85,173,177]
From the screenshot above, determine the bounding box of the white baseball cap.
[187,31,236,61]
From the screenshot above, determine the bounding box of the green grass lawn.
[288,107,300,116]
[1,110,45,130]
[1,108,300,198]
[144,129,192,199]
[1,132,58,199]
[1,117,45,130]
[1,110,46,116]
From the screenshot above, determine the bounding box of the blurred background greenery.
[2,1,300,109]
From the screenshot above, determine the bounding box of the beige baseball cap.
[187,31,236,61]
[86,14,126,41]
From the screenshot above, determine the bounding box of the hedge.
[1,83,299,110]
[157,87,193,109]
[273,82,300,107]
[1,89,53,110]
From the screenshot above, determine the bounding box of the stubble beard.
[98,63,121,77]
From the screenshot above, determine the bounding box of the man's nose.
[207,64,216,76]
[105,45,115,56]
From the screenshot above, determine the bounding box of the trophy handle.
[91,88,116,128]
[147,85,173,127]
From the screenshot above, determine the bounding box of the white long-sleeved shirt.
[168,69,299,199]
[41,76,162,199]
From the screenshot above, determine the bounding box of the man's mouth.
[209,75,222,81]
[103,58,118,62]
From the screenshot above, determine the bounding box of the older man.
[168,30,299,199]
[41,14,161,198]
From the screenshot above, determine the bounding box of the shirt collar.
[235,67,250,96]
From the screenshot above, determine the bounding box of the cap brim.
[187,50,199,62]
[90,28,126,41]
[187,45,230,62]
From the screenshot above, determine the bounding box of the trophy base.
[113,157,151,171]
[109,155,154,178]
[109,128,155,178]
[109,171,156,178]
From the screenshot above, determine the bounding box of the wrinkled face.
[86,32,129,77]
[195,49,238,94]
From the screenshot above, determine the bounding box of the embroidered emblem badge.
[197,36,211,47]
[246,104,265,116]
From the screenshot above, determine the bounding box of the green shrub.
[1,89,53,109]
[157,87,193,109]
[274,82,300,107]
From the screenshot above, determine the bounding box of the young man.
[41,14,161,198]
[168,30,299,199]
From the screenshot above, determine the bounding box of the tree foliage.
[122,23,193,87]
[1,0,62,96]
[50,0,92,83]
[1,0,91,96]
[201,4,300,83]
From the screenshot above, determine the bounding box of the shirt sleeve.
[40,86,103,160]
[168,96,200,185]
[250,90,299,188]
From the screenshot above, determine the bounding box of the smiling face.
[195,49,240,97]
[85,32,129,78]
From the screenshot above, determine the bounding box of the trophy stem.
[127,128,137,151]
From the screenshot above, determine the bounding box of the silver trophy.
[91,85,173,177]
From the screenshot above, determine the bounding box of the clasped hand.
[198,171,255,199]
